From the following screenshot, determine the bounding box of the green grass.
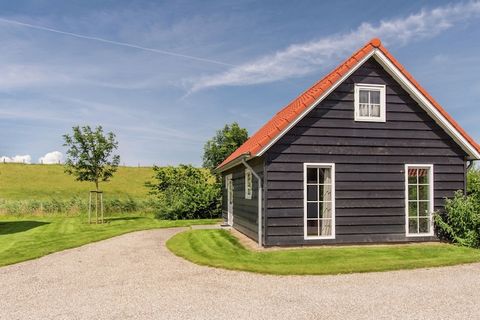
[0,163,153,200]
[167,229,480,275]
[0,214,219,267]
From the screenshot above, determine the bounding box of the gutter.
[241,158,263,247]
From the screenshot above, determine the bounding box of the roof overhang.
[214,153,251,173]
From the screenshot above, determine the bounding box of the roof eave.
[215,153,251,173]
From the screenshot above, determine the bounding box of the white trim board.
[373,50,480,160]
[255,49,479,160]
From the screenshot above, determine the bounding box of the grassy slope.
[0,215,219,267]
[167,229,480,275]
[0,163,153,200]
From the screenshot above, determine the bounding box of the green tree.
[63,125,120,191]
[202,122,248,171]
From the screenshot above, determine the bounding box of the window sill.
[354,117,386,123]
[405,232,435,238]
[304,235,336,240]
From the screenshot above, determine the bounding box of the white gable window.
[245,169,253,199]
[354,84,386,122]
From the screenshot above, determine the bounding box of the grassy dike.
[0,163,152,200]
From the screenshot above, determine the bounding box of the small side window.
[245,169,253,199]
[354,84,386,122]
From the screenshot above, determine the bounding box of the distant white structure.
[38,151,63,164]
[0,155,32,164]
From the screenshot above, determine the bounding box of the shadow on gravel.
[0,221,50,235]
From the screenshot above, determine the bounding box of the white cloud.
[0,155,31,164]
[189,1,480,92]
[38,151,63,164]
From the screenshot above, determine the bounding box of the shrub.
[435,167,480,248]
[148,165,221,220]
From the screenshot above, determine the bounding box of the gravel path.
[1,228,479,320]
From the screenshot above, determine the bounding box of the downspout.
[467,160,475,170]
[241,159,263,247]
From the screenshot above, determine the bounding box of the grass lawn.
[0,163,153,200]
[0,215,219,267]
[167,229,480,275]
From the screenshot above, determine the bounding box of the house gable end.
[217,39,479,172]
[265,57,467,160]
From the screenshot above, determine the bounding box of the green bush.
[435,167,480,248]
[148,165,221,220]
[467,167,480,200]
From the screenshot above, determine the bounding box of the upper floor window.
[245,169,253,199]
[354,84,386,122]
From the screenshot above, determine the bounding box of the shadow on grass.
[0,221,50,235]
[104,216,144,222]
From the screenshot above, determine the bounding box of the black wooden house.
[217,38,480,247]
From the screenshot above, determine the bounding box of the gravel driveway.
[1,228,479,320]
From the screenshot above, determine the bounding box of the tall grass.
[0,197,158,216]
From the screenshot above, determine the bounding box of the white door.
[226,174,233,226]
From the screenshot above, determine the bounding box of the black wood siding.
[263,57,467,246]
[222,157,264,241]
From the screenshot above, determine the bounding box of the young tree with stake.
[63,125,120,223]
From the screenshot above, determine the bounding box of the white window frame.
[354,83,386,122]
[244,169,253,200]
[404,164,435,237]
[303,163,335,240]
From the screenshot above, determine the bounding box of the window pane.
[419,218,430,233]
[319,202,332,219]
[418,201,429,217]
[418,169,429,184]
[319,168,331,184]
[370,104,380,117]
[359,90,369,103]
[419,185,429,201]
[408,169,417,184]
[408,185,417,200]
[318,184,332,201]
[408,201,417,217]
[307,168,317,183]
[409,218,418,234]
[320,219,332,236]
[307,220,318,237]
[307,202,318,219]
[359,104,369,116]
[370,90,380,104]
[307,185,317,201]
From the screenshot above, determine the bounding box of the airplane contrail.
[0,17,235,67]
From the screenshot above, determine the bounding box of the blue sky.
[0,0,479,165]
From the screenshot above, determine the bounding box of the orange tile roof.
[218,38,480,170]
